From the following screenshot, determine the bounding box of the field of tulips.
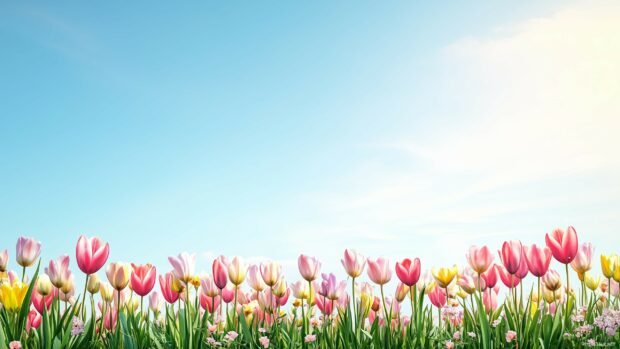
[1,227,619,348]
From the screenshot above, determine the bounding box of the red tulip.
[76,236,110,275]
[497,265,520,288]
[32,287,57,314]
[545,226,578,264]
[428,286,446,308]
[130,263,157,297]
[212,258,229,290]
[481,264,499,288]
[395,258,421,286]
[498,240,522,275]
[26,310,42,332]
[524,244,552,277]
[466,245,494,274]
[159,272,180,304]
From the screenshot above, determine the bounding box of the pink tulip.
[26,310,42,332]
[298,254,321,282]
[395,258,421,286]
[199,293,221,313]
[542,269,562,291]
[103,308,118,331]
[428,286,446,308]
[342,249,366,278]
[498,240,522,275]
[466,245,494,274]
[482,286,499,312]
[45,255,72,289]
[201,274,220,297]
[148,291,163,313]
[32,287,57,314]
[315,292,334,315]
[524,244,552,277]
[159,272,180,304]
[106,262,130,291]
[570,242,594,275]
[260,260,281,287]
[168,252,196,283]
[318,273,347,300]
[228,257,247,286]
[481,264,499,288]
[212,258,229,290]
[0,249,8,272]
[130,263,157,297]
[247,265,267,292]
[276,287,290,306]
[222,284,235,303]
[16,236,41,268]
[545,226,578,264]
[497,265,520,288]
[506,330,517,343]
[515,248,529,279]
[367,257,392,285]
[76,235,110,275]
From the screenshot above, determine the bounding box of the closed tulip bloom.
[45,255,72,289]
[168,252,196,283]
[16,236,41,268]
[75,235,110,275]
[395,282,410,302]
[545,226,578,264]
[291,280,309,300]
[100,282,115,303]
[395,258,421,286]
[260,260,281,287]
[159,272,180,304]
[222,283,236,303]
[524,244,552,277]
[515,248,529,279]
[342,249,366,278]
[428,286,446,308]
[212,256,229,290]
[27,310,42,332]
[570,243,594,276]
[130,263,157,297]
[273,277,288,298]
[542,270,562,292]
[457,271,476,295]
[0,249,8,272]
[466,245,494,274]
[431,265,458,288]
[585,274,601,291]
[481,264,499,288]
[36,274,53,296]
[0,281,29,312]
[106,262,130,290]
[601,254,617,279]
[367,257,392,285]
[227,257,247,286]
[497,265,520,288]
[32,287,55,314]
[483,286,499,312]
[498,240,522,275]
[87,274,100,294]
[200,274,220,297]
[149,291,163,314]
[298,254,321,282]
[247,265,267,292]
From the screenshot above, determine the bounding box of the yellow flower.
[601,254,617,279]
[0,281,29,312]
[585,274,601,291]
[189,276,201,289]
[432,265,458,288]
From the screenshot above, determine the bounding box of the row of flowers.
[0,226,619,348]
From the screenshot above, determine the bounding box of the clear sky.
[1,1,619,286]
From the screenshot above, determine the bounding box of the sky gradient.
[1,1,619,285]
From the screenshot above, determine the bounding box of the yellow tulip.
[100,282,115,303]
[0,281,29,312]
[432,265,458,288]
[614,264,620,283]
[585,274,601,291]
[601,254,617,279]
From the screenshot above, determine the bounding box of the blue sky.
[1,1,619,287]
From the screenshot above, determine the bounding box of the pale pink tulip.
[524,244,552,277]
[16,236,41,267]
[130,263,157,297]
[367,257,392,285]
[428,286,446,308]
[260,260,281,287]
[228,257,247,286]
[247,265,267,292]
[168,252,196,283]
[106,262,130,290]
[466,245,494,274]
[395,258,421,286]
[200,274,220,297]
[570,242,594,275]
[498,240,522,275]
[542,269,562,291]
[483,286,499,312]
[545,226,578,264]
[75,235,109,275]
[318,273,347,300]
[149,291,163,314]
[342,249,366,278]
[45,255,72,289]
[298,254,321,282]
[0,249,8,272]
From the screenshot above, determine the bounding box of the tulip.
[428,286,446,309]
[524,244,552,277]
[367,257,392,285]
[481,264,499,289]
[497,265,520,288]
[482,286,499,313]
[36,274,53,296]
[318,273,346,300]
[103,309,118,331]
[131,263,157,297]
[106,262,130,291]
[298,254,321,282]
[585,274,601,291]
[260,260,281,287]
[26,310,42,332]
[16,236,41,269]
[498,240,522,275]
[87,274,100,294]
[100,282,115,303]
[542,270,562,292]
[291,281,309,300]
[222,283,236,303]
[212,257,229,290]
[601,254,617,279]
[466,245,494,275]
[571,243,594,278]
[159,272,180,304]
[342,249,366,278]
[32,286,56,314]
[247,265,267,292]
[200,274,220,297]
[199,293,221,313]
[314,292,334,315]
[395,282,410,302]
[457,271,476,295]
[395,258,421,287]
[168,252,196,283]
[431,265,458,289]
[149,291,163,315]
[228,257,248,286]
[0,249,8,272]
[0,281,29,312]
[545,226,578,264]
[45,255,72,289]
[75,235,110,275]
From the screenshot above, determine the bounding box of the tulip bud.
[100,282,115,303]
[0,250,8,272]
[37,275,53,296]
[87,274,101,294]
